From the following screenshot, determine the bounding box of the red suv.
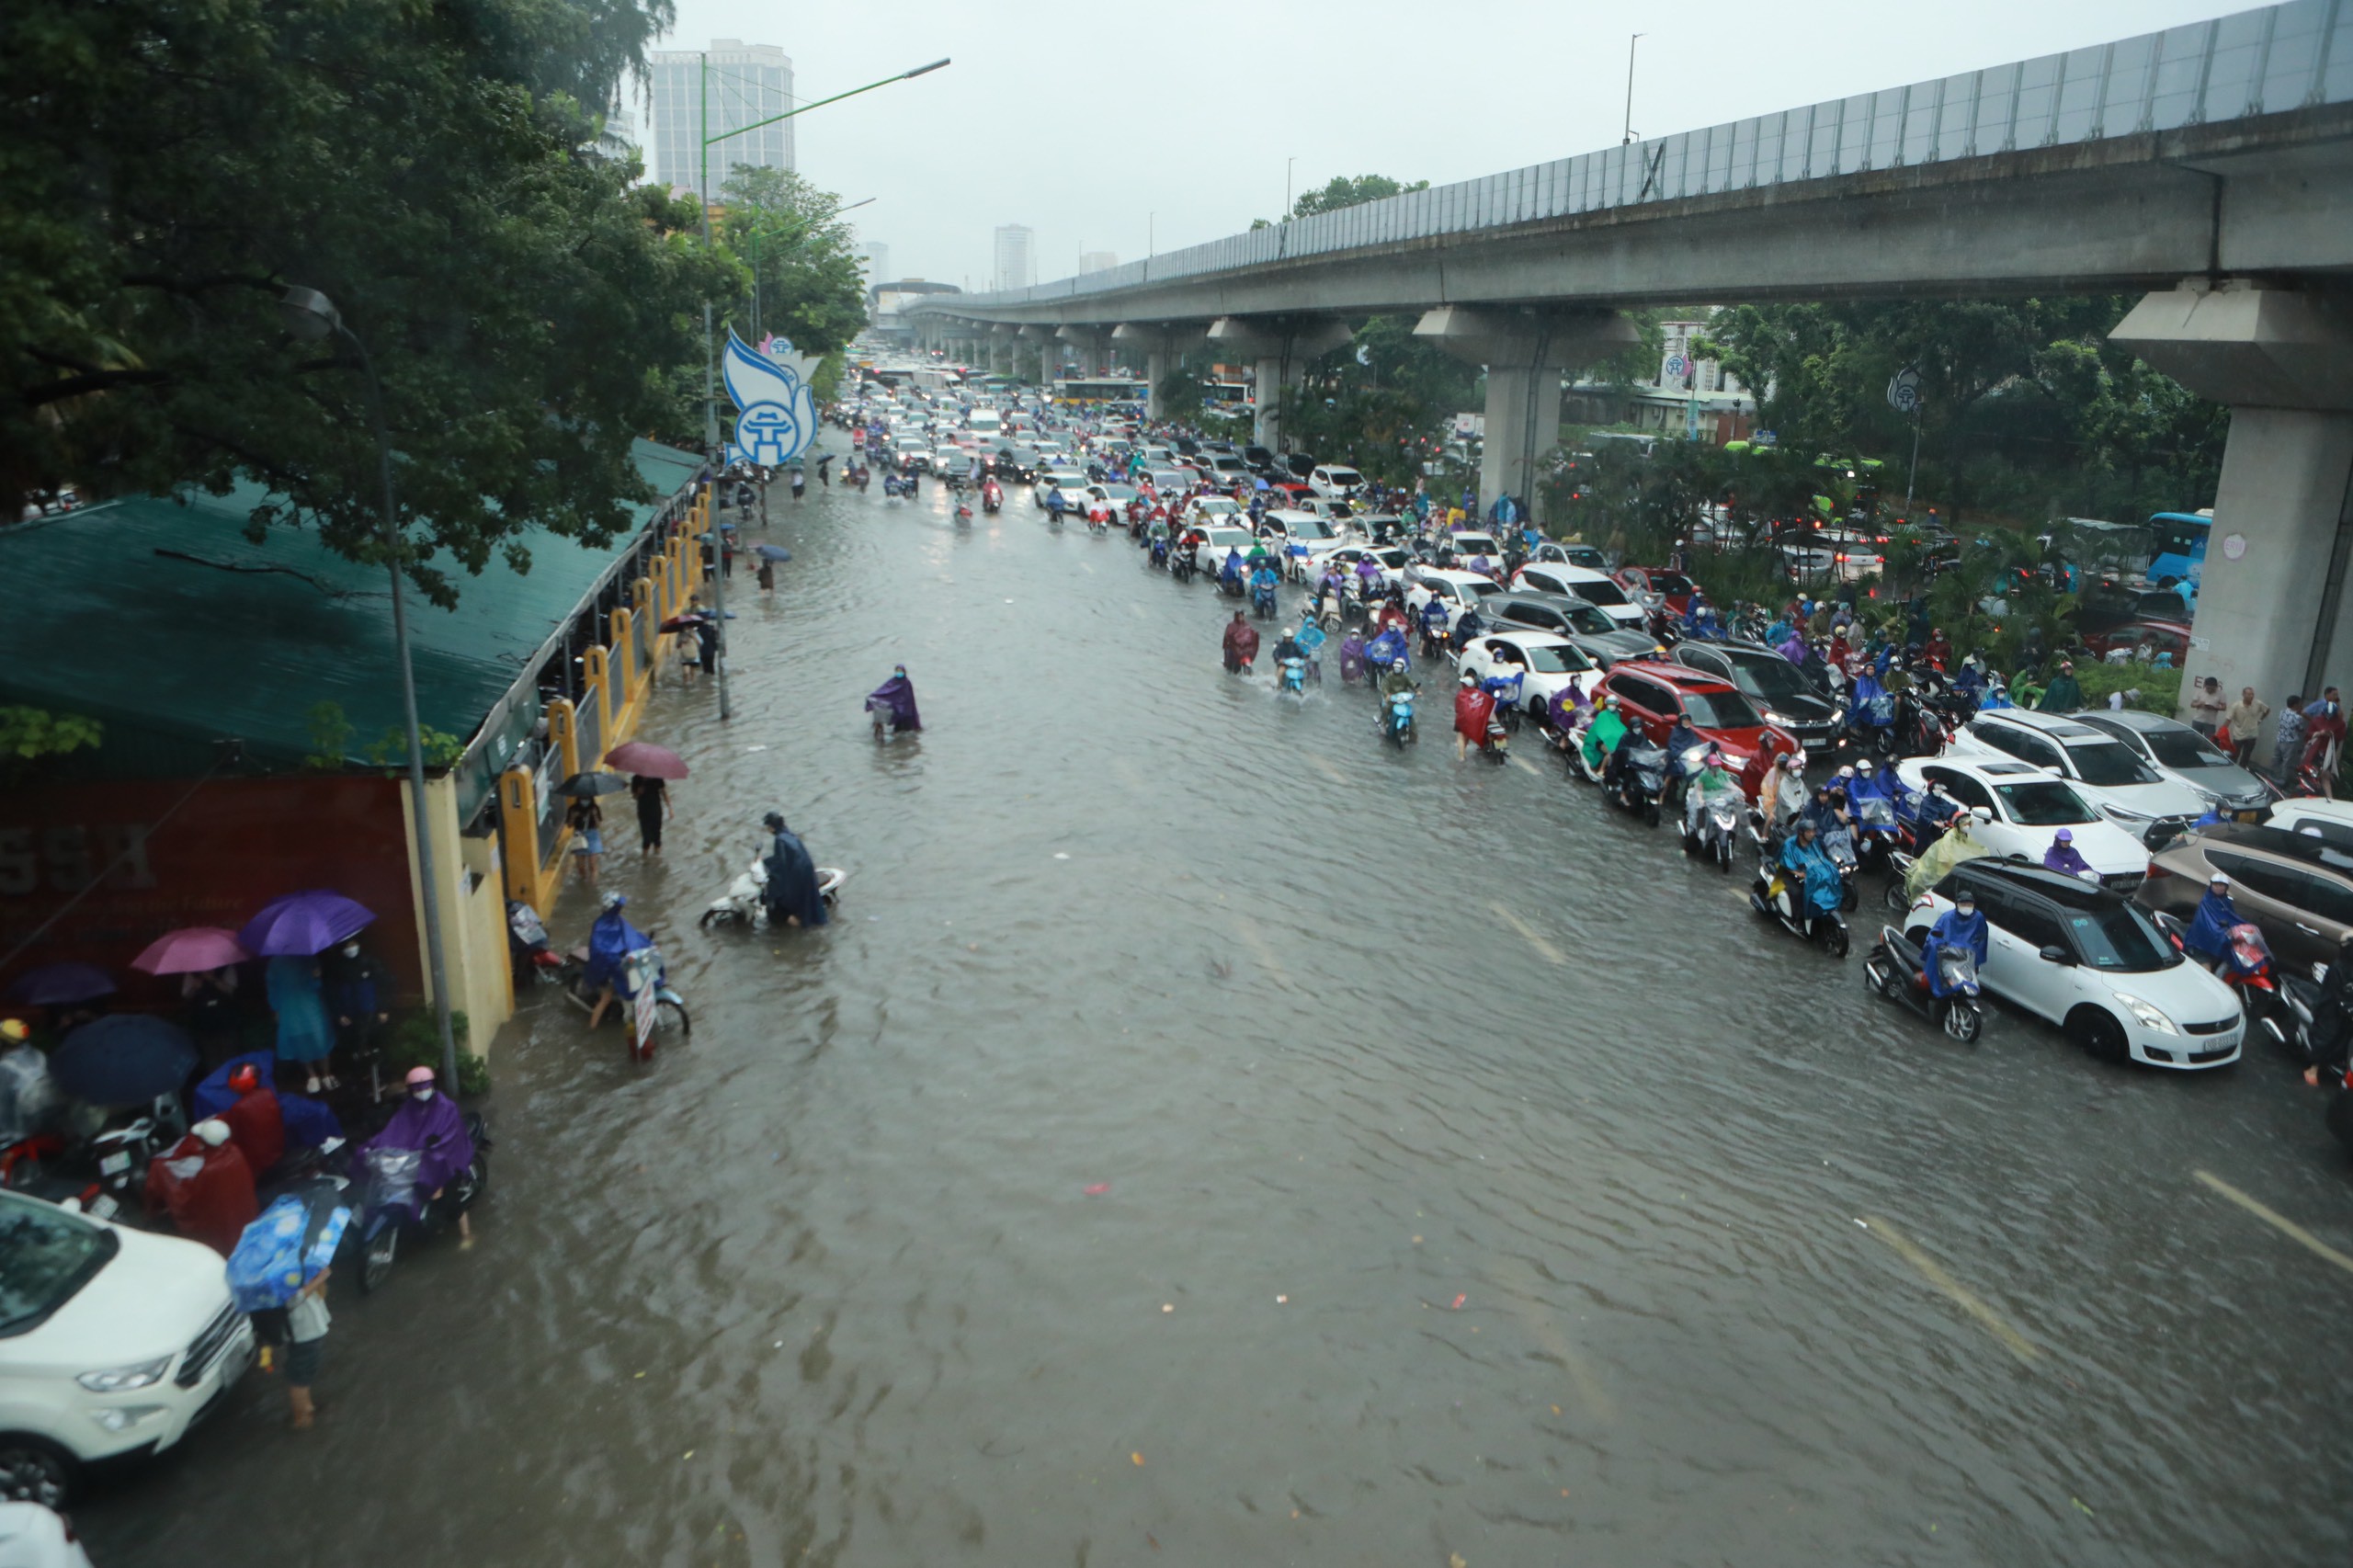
[1613,565,1697,617]
[1598,662,1801,790]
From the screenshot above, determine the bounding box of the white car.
[1894,756,2153,888]
[1509,563,1645,629]
[1906,862,2244,1070]
[1946,710,2209,842]
[2067,710,2276,818]
[1189,525,1258,575]
[1405,567,1506,632]
[1181,495,1243,524]
[1455,631,1604,721]
[1446,529,1502,561]
[1142,468,1192,495]
[1299,542,1410,590]
[1033,470,1090,511]
[2266,796,2353,849]
[1308,463,1365,498]
[0,1190,257,1506]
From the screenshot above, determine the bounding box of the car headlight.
[1831,706,1847,724]
[79,1356,172,1393]
[93,1404,168,1433]
[2111,993,2178,1036]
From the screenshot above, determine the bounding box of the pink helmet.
[405,1065,436,1086]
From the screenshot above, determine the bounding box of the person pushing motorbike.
[761,812,829,929]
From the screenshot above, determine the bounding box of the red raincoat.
[1222,619,1260,672]
[143,1135,258,1256]
[1454,686,1495,742]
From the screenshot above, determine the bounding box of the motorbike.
[557,932,691,1061]
[1047,505,1065,531]
[1279,655,1308,698]
[348,1111,493,1294]
[1251,577,1279,619]
[1817,820,1863,911]
[881,473,906,499]
[1149,534,1170,571]
[1478,701,1511,764]
[1684,790,1744,871]
[1749,862,1851,958]
[1850,792,1904,874]
[702,856,850,932]
[982,484,1002,515]
[1086,509,1109,536]
[1863,926,1985,1042]
[954,501,973,528]
[1382,687,1417,747]
[1610,736,1668,824]
[1170,546,1196,585]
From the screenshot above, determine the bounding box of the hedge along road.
[76,472,2353,1567]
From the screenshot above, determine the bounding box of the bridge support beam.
[1055,325,1108,379]
[1017,324,1056,385]
[1415,306,1639,524]
[2114,282,2353,741]
[1205,316,1353,450]
[989,325,1016,378]
[1113,324,1209,418]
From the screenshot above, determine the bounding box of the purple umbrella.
[131,926,253,976]
[6,961,116,1006]
[237,891,376,957]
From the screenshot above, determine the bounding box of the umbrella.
[554,771,631,798]
[6,961,116,1006]
[753,544,793,563]
[49,1014,199,1106]
[238,890,376,958]
[131,927,253,976]
[658,612,708,633]
[604,742,688,779]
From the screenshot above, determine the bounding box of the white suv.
[1308,464,1365,498]
[1949,710,2207,844]
[0,1191,256,1506]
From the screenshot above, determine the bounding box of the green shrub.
[2070,661,2180,714]
[385,1007,489,1096]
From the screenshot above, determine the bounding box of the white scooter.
[700,857,849,930]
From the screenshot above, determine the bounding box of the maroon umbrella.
[131,927,253,976]
[6,962,116,1006]
[237,891,376,957]
[605,741,688,779]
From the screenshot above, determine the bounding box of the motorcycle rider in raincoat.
[1580,695,1629,774]
[1222,611,1261,675]
[865,665,921,736]
[1337,630,1367,684]
[1905,809,1991,903]
[357,1065,476,1244]
[2183,873,2243,966]
[2042,827,2097,881]
[1921,889,1990,996]
[585,892,658,1028]
[1779,820,1844,920]
[1292,618,1327,681]
[1365,625,1411,680]
[1221,547,1246,591]
[1684,747,1744,839]
[1453,675,1496,761]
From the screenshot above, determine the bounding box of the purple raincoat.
[866,672,922,733]
[1337,631,1367,684]
[361,1092,474,1205]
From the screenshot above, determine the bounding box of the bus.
[1203,381,1252,409]
[913,367,963,392]
[1051,377,1148,406]
[2146,510,2211,601]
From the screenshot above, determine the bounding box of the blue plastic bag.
[227,1190,351,1312]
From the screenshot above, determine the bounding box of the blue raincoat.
[1923,906,1988,996]
[1780,834,1844,915]
[1366,627,1410,674]
[585,907,656,994]
[2183,888,2240,960]
[764,828,829,928]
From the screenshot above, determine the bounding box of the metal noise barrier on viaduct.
[943,0,2349,309]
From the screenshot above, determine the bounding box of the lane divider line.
[2193,1169,2353,1277]
[1859,1215,2040,1364]
[1488,901,1564,967]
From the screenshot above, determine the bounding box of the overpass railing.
[930,0,2347,313]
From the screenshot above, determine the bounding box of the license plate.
[99,1152,131,1176]
[87,1193,119,1221]
[2236,810,2262,823]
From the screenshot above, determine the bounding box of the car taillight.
[2143,861,2171,880]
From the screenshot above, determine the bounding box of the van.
[967,409,1003,437]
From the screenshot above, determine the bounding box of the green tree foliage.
[1290,175,1430,220]
[718,165,870,360]
[0,707,102,760]
[1274,316,1481,487]
[1699,299,2226,525]
[2,0,734,607]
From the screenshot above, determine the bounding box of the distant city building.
[856,243,891,287]
[649,40,794,198]
[993,225,1035,292]
[604,104,642,168]
[1078,251,1118,275]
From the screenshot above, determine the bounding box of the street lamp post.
[279,285,460,1096]
[698,56,948,722]
[1622,33,1645,144]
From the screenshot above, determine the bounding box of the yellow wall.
[399,773,517,1059]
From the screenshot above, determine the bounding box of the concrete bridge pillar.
[1054,325,1108,379]
[1414,306,1639,523]
[1206,316,1354,451]
[988,326,1015,377]
[2112,281,2353,737]
[1017,324,1056,385]
[1113,324,1209,418]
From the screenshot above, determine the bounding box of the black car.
[1242,446,1278,474]
[1484,593,1662,663]
[1672,639,1847,755]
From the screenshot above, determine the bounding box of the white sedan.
[1509,563,1647,629]
[1405,567,1506,632]
[1893,756,2152,889]
[1033,470,1090,511]
[1455,631,1604,721]
[1189,525,1259,576]
[1299,542,1411,590]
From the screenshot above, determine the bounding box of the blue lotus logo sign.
[722,330,818,467]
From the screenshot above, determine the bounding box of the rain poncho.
[226,1187,352,1312]
[1780,834,1844,916]
[1924,905,1990,994]
[1366,628,1409,674]
[1454,685,1495,743]
[267,956,333,1064]
[1294,621,1327,661]
[192,1051,341,1152]
[585,906,656,992]
[144,1133,257,1256]
[2183,888,2240,960]
[1338,631,1367,683]
[1222,619,1260,672]
[764,828,829,928]
[1581,708,1629,771]
[1905,821,1990,902]
[2043,838,2096,879]
[358,1091,474,1217]
[866,673,921,733]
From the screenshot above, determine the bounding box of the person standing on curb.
[567,793,605,886]
[2188,676,2228,737]
[2274,695,2308,781]
[286,1267,332,1430]
[2222,687,2271,767]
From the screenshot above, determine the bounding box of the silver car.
[2069,710,2277,818]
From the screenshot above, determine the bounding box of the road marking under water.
[1488,902,1564,966]
[1234,915,1289,983]
[2193,1169,2353,1277]
[1859,1215,2039,1364]
[1313,756,1349,788]
[1512,755,1541,777]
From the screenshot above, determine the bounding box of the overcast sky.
[650,0,2260,292]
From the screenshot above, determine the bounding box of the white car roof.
[1477,629,1574,649]
[1976,710,2112,741]
[1415,567,1495,587]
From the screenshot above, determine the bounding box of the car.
[1455,631,1604,721]
[1528,540,1611,572]
[1241,445,1279,474]
[2068,710,2275,817]
[2267,796,2353,849]
[2081,618,2193,665]
[2137,822,2353,972]
[1597,661,1797,773]
[1085,483,1142,513]
[1445,529,1503,562]
[1907,862,2244,1070]
[1947,710,2208,845]
[1300,541,1411,590]
[1483,593,1664,663]
[1893,756,2152,888]
[0,1190,258,1506]
[1189,525,1259,574]
[1614,565,1698,617]
[1671,640,1848,756]
[1404,567,1506,631]
[1182,495,1245,526]
[1256,509,1343,545]
[1032,470,1090,509]
[1308,464,1366,499]
[1203,453,1251,482]
[1142,468,1194,496]
[1508,563,1646,629]
[889,437,932,474]
[989,448,1040,483]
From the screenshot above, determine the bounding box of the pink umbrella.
[605,741,688,779]
[131,926,253,976]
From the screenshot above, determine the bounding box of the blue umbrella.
[238,890,376,957]
[49,1014,199,1106]
[753,544,792,563]
[6,961,117,1006]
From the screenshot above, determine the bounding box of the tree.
[717,165,869,360]
[1271,315,1480,488]
[1290,175,1429,220]
[2,0,733,607]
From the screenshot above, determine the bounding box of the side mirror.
[2038,944,2076,966]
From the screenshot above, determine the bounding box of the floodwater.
[81,475,2353,1566]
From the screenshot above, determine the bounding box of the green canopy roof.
[0,438,699,801]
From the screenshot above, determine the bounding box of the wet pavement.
[80,474,2353,1566]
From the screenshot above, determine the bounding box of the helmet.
[599,891,627,912]
[227,1064,261,1094]
[0,1019,27,1045]
[405,1065,436,1086]
[2054,827,2074,843]
[1855,758,1875,777]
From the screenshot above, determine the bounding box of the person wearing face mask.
[358,1066,475,1248]
[329,937,394,1095]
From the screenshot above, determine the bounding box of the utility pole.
[1285,157,1296,219]
[1622,34,1645,145]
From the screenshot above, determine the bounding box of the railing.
[925,0,2347,312]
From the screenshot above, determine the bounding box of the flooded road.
[83,478,2353,1566]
